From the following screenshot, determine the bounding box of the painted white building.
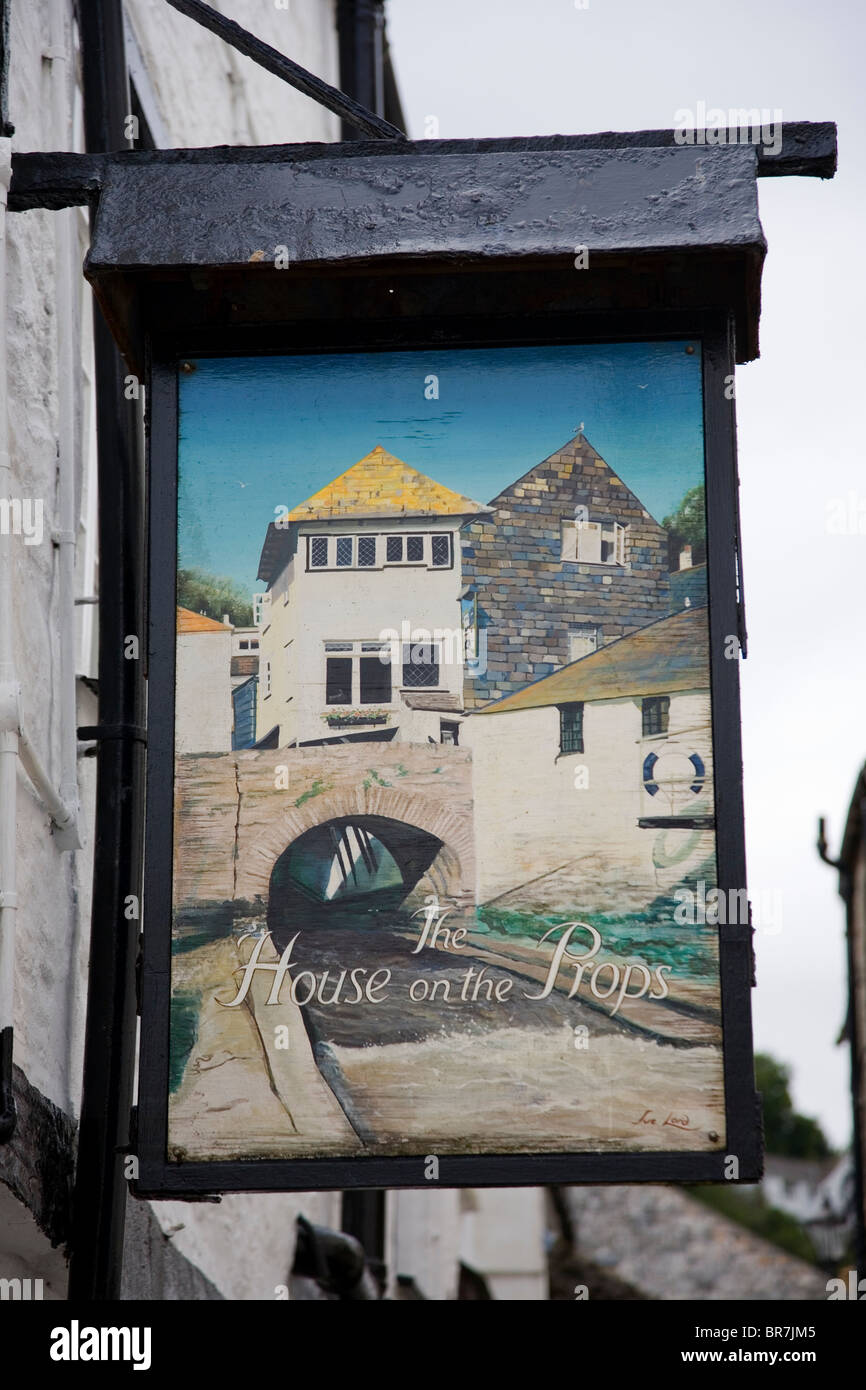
[462,606,714,908]
[175,607,233,754]
[230,625,260,687]
[256,445,490,749]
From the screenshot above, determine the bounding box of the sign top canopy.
[10,124,835,368]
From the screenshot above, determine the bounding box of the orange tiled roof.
[288,445,491,522]
[177,606,231,633]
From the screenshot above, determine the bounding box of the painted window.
[402,641,441,688]
[324,641,393,706]
[263,659,272,698]
[558,702,584,754]
[309,533,452,569]
[310,535,328,567]
[360,655,392,704]
[561,518,626,565]
[431,533,451,566]
[326,656,352,704]
[642,695,670,737]
[252,592,270,627]
[568,628,598,662]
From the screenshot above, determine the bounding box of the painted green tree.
[177,566,253,627]
[662,482,706,548]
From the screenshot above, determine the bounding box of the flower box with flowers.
[322,708,390,728]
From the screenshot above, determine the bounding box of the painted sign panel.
[165,341,726,1166]
[143,337,754,1188]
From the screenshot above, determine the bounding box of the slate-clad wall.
[461,436,670,708]
[669,562,709,613]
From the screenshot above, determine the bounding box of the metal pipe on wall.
[0,132,17,1141]
[68,0,145,1301]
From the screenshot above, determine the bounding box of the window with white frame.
[310,535,329,568]
[568,628,598,662]
[401,640,441,689]
[324,641,393,706]
[307,532,453,570]
[561,518,626,565]
[253,592,270,627]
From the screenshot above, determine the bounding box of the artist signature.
[633,1108,700,1132]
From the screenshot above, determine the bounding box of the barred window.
[558,702,584,755]
[642,696,670,737]
[336,536,353,567]
[402,641,440,688]
[386,535,403,562]
[431,533,451,567]
[406,535,424,562]
[310,536,328,568]
[358,535,376,567]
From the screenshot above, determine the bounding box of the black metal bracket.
[164,0,403,141]
[0,1026,15,1142]
[78,723,147,744]
[7,123,837,216]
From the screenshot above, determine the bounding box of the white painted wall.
[463,689,714,904]
[124,0,340,149]
[176,628,234,753]
[389,1189,462,1301]
[459,1188,548,1300]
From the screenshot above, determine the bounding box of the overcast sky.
[386,0,866,1148]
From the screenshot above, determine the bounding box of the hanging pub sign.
[74,126,834,1192]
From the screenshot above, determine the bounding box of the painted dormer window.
[307,533,453,570]
[561,518,626,565]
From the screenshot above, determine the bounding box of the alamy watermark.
[674,104,783,158]
[673,880,782,934]
[0,496,43,545]
[378,619,488,677]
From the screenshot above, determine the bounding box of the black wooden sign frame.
[136,303,760,1196]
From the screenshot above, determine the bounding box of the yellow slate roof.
[288,445,491,521]
[476,606,709,715]
[177,606,231,633]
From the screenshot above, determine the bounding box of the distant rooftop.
[475,606,709,715]
[177,606,231,633]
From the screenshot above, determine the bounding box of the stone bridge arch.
[235,782,475,911]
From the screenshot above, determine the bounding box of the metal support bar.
[164,0,403,141]
[67,0,145,1304]
[336,0,386,141]
[77,723,147,744]
[7,122,838,213]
